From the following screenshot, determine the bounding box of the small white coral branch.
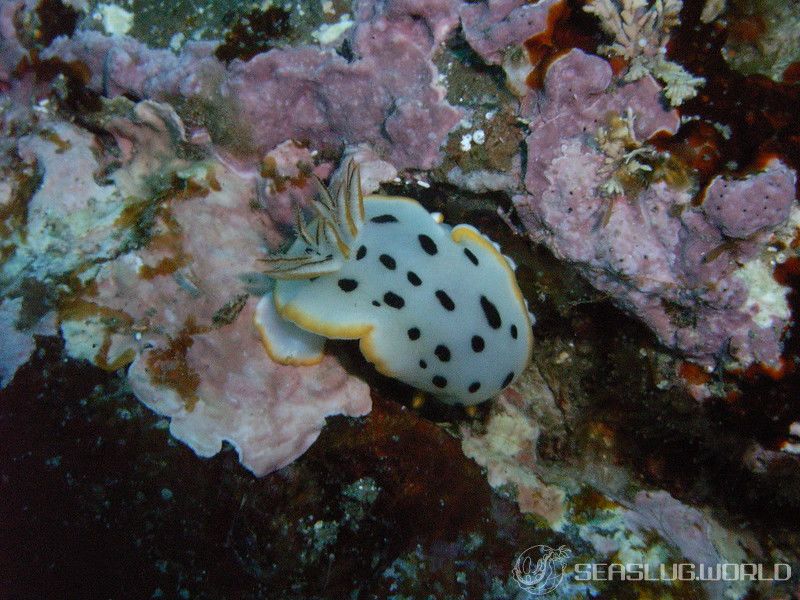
[585,0,704,106]
[649,57,706,105]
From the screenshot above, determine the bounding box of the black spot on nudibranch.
[480,295,502,329]
[468,382,481,393]
[356,245,367,260]
[435,290,455,311]
[418,234,438,255]
[471,335,485,352]
[434,344,451,362]
[510,324,518,339]
[501,372,515,388]
[379,254,396,270]
[338,279,358,292]
[371,214,398,223]
[419,359,427,369]
[384,291,405,309]
[407,327,420,340]
[372,300,380,307]
[464,248,479,265]
[432,375,447,388]
[407,271,422,286]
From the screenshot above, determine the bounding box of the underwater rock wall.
[1,0,798,472]
[0,0,473,474]
[1,0,800,598]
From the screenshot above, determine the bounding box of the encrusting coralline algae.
[461,0,798,371]
[514,48,797,369]
[2,97,371,475]
[42,0,463,170]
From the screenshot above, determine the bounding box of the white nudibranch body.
[254,161,533,405]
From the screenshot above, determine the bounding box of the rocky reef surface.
[1,0,799,598]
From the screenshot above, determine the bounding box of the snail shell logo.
[512,544,571,595]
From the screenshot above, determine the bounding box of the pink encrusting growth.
[702,164,796,239]
[0,106,157,387]
[128,300,370,475]
[1,0,797,479]
[512,49,798,368]
[54,102,371,476]
[459,0,562,65]
[43,0,463,170]
[456,0,798,370]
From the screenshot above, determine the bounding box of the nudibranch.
[254,161,533,405]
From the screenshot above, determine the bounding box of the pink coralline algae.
[702,166,795,239]
[513,48,798,368]
[2,99,370,475]
[618,490,751,599]
[41,33,223,102]
[353,0,460,46]
[127,300,369,475]
[624,491,724,566]
[459,0,561,65]
[0,105,149,386]
[42,0,463,170]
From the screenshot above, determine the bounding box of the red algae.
[137,255,187,279]
[523,0,599,88]
[38,128,71,153]
[2,1,800,592]
[33,0,78,47]
[259,154,310,193]
[729,255,800,448]
[41,2,463,170]
[0,347,550,599]
[743,358,791,382]
[0,161,42,237]
[144,318,204,411]
[516,45,795,369]
[651,121,724,186]
[663,4,800,452]
[774,256,800,287]
[95,337,136,371]
[668,1,800,175]
[782,61,800,84]
[523,0,568,88]
[13,52,101,112]
[726,14,766,44]
[678,361,712,386]
[57,296,136,371]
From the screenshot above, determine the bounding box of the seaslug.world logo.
[510,542,793,596]
[511,544,572,595]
